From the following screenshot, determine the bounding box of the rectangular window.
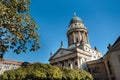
[75,62,77,65]
[69,63,70,67]
[76,37,79,43]
[92,67,99,74]
[93,68,95,74]
[88,68,91,73]
[107,61,112,74]
[62,62,64,67]
[64,62,66,67]
[95,67,99,73]
[4,66,9,69]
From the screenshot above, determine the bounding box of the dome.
[70,13,82,24]
[68,13,85,29]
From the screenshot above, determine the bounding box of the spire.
[74,12,76,17]
[60,41,63,48]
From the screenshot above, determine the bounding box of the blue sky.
[5,0,120,63]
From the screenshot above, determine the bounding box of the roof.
[68,13,87,30]
[86,57,104,65]
[0,58,23,66]
[70,13,82,24]
[105,36,120,55]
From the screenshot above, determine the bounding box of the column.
[73,32,75,44]
[85,33,89,44]
[78,31,81,43]
[82,32,86,44]
[104,60,111,80]
[77,57,80,69]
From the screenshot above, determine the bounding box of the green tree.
[0,63,93,80]
[0,0,40,56]
[61,68,93,80]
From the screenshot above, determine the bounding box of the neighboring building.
[49,13,102,70]
[0,58,23,74]
[87,36,120,80]
[103,36,120,80]
[87,58,108,80]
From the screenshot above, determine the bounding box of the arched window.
[76,37,79,43]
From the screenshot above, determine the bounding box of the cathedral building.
[49,13,102,70]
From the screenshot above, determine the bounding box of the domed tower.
[49,12,102,70]
[67,13,90,49]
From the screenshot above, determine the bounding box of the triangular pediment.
[50,48,72,60]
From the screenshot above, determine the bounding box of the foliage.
[61,68,93,80]
[0,0,40,55]
[0,63,93,80]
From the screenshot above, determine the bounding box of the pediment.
[51,48,72,59]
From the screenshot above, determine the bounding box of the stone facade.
[49,13,102,70]
[87,36,120,80]
[103,37,120,80]
[87,58,108,80]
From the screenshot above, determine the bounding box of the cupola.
[67,13,90,49]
